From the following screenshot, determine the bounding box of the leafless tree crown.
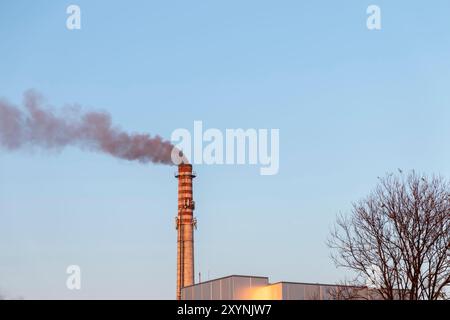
[328,171,450,300]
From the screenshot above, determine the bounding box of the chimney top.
[175,163,196,178]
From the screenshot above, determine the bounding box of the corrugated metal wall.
[181,276,375,300]
[281,283,332,300]
[181,276,269,300]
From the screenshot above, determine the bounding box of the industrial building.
[173,164,378,300]
[181,275,378,300]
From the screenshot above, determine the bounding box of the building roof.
[182,274,366,289]
[182,274,269,289]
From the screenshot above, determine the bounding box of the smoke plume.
[0,90,177,165]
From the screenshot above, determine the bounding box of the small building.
[181,275,380,300]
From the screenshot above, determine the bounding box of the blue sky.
[0,0,449,299]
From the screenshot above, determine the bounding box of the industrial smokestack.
[175,163,196,300]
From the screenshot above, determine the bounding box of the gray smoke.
[0,90,177,165]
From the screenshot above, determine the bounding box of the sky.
[0,0,449,299]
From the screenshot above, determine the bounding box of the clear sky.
[0,0,449,299]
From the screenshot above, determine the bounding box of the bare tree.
[328,171,450,300]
